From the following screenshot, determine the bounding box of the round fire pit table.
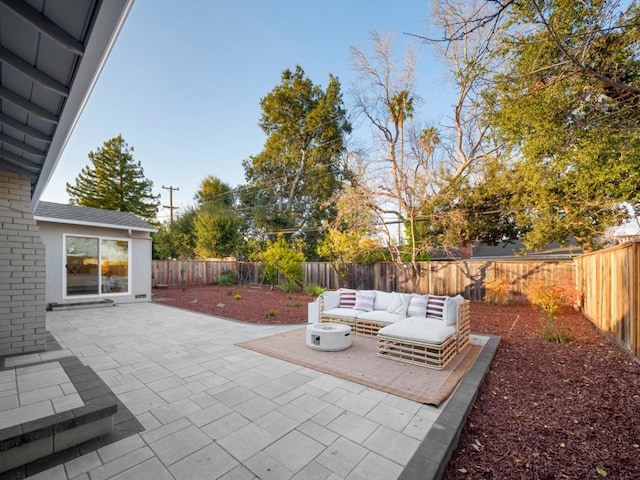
[306,323,352,351]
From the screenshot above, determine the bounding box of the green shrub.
[218,269,236,286]
[265,309,277,318]
[280,281,301,293]
[289,300,301,307]
[303,283,326,296]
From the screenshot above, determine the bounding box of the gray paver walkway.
[4,302,494,480]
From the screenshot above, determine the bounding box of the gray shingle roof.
[34,202,156,232]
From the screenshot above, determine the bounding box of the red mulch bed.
[152,286,640,479]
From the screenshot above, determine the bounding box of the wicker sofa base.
[377,333,458,370]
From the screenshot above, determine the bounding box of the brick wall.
[0,169,46,356]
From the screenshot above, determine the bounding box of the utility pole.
[162,185,179,224]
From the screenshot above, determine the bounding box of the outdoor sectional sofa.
[318,289,470,369]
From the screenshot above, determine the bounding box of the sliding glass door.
[65,235,130,297]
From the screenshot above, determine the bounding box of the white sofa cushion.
[322,307,361,319]
[387,292,411,315]
[443,295,465,326]
[407,294,429,317]
[323,290,340,310]
[354,290,376,311]
[378,316,455,344]
[355,310,405,324]
[374,291,392,311]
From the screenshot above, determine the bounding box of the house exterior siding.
[38,222,153,305]
[0,170,46,356]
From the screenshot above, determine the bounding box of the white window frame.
[63,233,132,299]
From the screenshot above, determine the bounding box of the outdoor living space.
[0,302,496,480]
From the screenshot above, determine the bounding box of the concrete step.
[0,404,117,474]
[46,299,114,311]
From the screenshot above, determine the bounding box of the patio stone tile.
[52,392,84,413]
[334,392,378,417]
[88,447,155,480]
[132,366,173,384]
[157,385,193,403]
[189,391,217,408]
[297,420,340,446]
[315,437,368,478]
[141,417,191,444]
[136,411,162,431]
[291,393,332,416]
[311,404,345,427]
[169,443,238,480]
[117,387,166,415]
[271,385,307,405]
[151,397,201,425]
[0,401,54,429]
[403,413,436,440]
[183,381,209,394]
[306,375,346,393]
[148,424,212,466]
[28,464,67,480]
[186,401,233,427]
[326,411,378,444]
[290,460,333,480]
[320,387,350,405]
[97,434,145,463]
[64,451,101,479]
[264,430,325,473]
[214,385,257,407]
[201,412,250,441]
[364,403,413,432]
[0,394,18,411]
[245,451,294,480]
[363,425,420,465]
[216,423,280,462]
[346,451,404,480]
[254,410,298,438]
[218,463,257,480]
[277,402,314,424]
[358,387,389,403]
[234,395,278,421]
[108,457,173,480]
[146,375,185,393]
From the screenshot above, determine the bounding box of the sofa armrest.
[456,301,471,352]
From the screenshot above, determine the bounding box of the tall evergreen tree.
[66,135,160,222]
[241,65,351,258]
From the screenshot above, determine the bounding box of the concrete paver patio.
[1,302,497,480]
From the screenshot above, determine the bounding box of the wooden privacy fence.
[575,242,640,358]
[152,253,639,359]
[152,259,575,302]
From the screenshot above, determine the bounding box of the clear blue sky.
[41,0,455,223]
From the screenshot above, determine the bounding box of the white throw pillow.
[426,295,447,320]
[338,289,357,308]
[354,291,376,311]
[387,292,410,315]
[407,294,429,317]
[374,291,392,311]
[322,290,340,310]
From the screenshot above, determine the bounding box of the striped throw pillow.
[426,295,447,320]
[338,289,357,308]
[407,294,429,317]
[354,291,376,311]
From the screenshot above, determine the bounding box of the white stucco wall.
[37,221,153,305]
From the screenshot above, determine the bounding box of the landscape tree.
[241,65,352,259]
[152,206,197,259]
[66,135,159,222]
[430,0,640,250]
[192,176,243,259]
